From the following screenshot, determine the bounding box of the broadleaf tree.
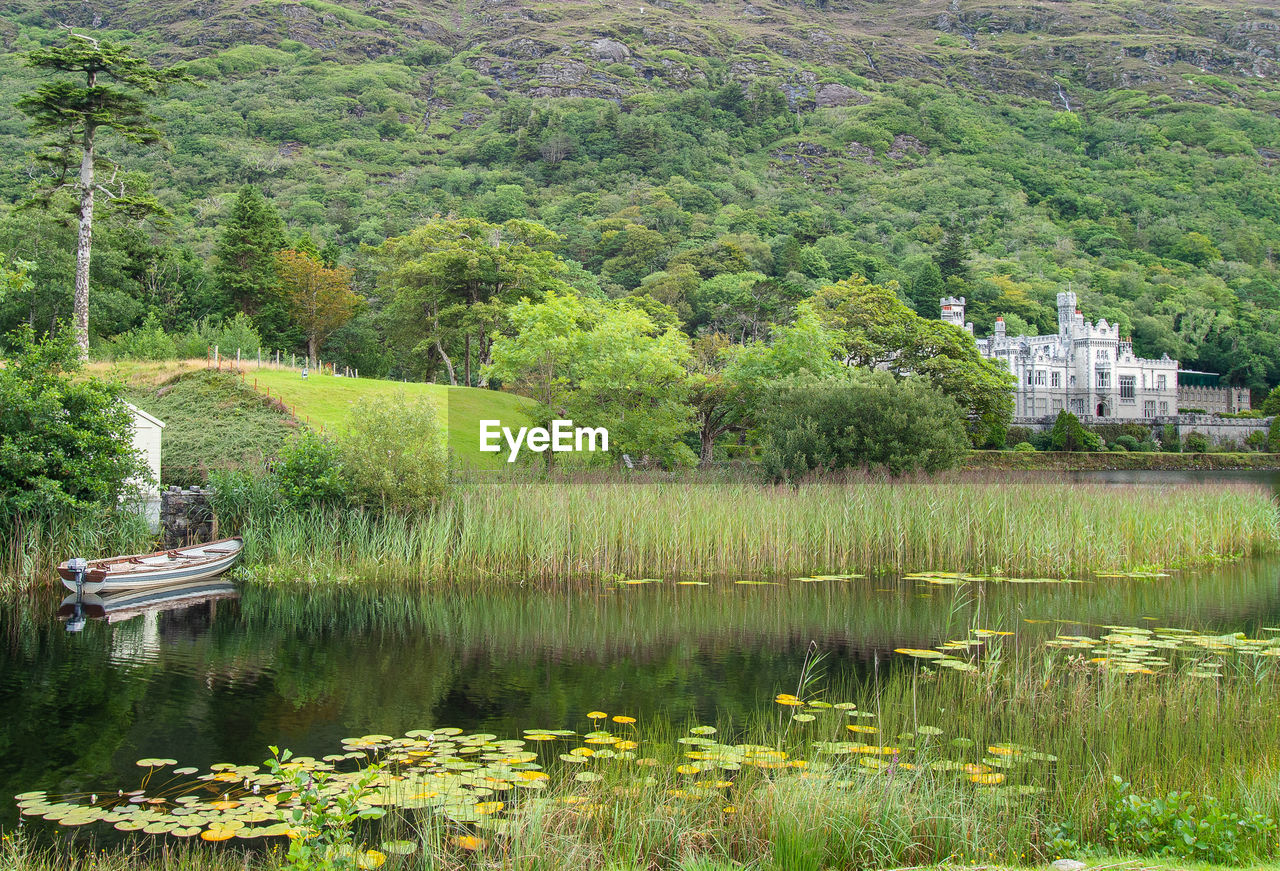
[275,249,361,364]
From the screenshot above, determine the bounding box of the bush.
[1112,434,1140,452]
[1049,411,1102,452]
[759,373,971,480]
[1105,777,1276,865]
[1005,426,1035,446]
[1161,423,1181,452]
[1135,440,1158,452]
[1268,416,1280,452]
[0,325,147,517]
[174,314,264,359]
[334,394,448,511]
[1184,432,1211,453]
[1011,442,1035,452]
[106,312,178,361]
[274,430,349,509]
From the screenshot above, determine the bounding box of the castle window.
[1050,372,1061,388]
[1159,401,1169,416]
[1157,375,1167,390]
[1096,368,1111,390]
[1052,399,1064,413]
[1034,370,1046,387]
[1144,400,1156,418]
[1120,375,1135,401]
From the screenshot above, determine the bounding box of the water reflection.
[2,558,1280,829]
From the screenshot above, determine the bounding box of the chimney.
[994,316,1006,338]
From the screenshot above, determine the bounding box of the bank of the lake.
[966,451,1280,472]
[220,476,1280,584]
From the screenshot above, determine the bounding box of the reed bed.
[223,477,1279,584]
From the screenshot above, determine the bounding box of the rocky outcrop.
[815,83,869,108]
[589,38,631,63]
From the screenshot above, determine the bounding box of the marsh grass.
[220,475,1279,584]
[0,509,152,592]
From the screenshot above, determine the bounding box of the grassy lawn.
[92,360,534,469]
[250,367,533,468]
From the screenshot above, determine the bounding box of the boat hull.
[58,539,244,593]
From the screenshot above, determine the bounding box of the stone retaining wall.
[159,486,216,548]
[1014,414,1273,448]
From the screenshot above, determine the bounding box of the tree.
[0,325,145,516]
[0,254,33,307]
[1260,386,1280,416]
[759,371,971,480]
[214,185,286,317]
[16,33,190,357]
[487,291,696,468]
[934,227,969,280]
[1048,411,1101,452]
[801,275,1014,442]
[378,218,573,386]
[274,249,361,364]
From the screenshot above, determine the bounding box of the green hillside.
[251,368,534,468]
[1,0,1279,392]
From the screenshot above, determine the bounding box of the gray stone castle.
[942,292,1251,424]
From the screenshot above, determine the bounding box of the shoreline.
[965,451,1280,472]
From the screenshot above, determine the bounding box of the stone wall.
[1015,414,1273,448]
[159,486,216,548]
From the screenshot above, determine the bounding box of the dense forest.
[0,0,1278,392]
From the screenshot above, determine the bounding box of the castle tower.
[994,316,1006,338]
[941,296,966,329]
[1057,291,1077,335]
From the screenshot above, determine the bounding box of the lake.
[4,550,1279,832]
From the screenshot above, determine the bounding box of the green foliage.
[334,394,448,511]
[173,314,264,359]
[214,185,287,324]
[0,325,145,516]
[759,372,970,480]
[125,371,295,486]
[1112,435,1140,452]
[1267,417,1280,452]
[1105,777,1276,865]
[1049,411,1102,452]
[1183,431,1211,453]
[1261,386,1280,416]
[1011,441,1036,452]
[265,746,385,871]
[105,312,177,360]
[275,430,349,509]
[488,291,696,468]
[1161,423,1181,452]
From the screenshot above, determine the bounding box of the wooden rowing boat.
[57,538,244,593]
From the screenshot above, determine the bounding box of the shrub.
[1112,435,1140,452]
[275,430,350,509]
[106,312,178,361]
[0,325,146,517]
[1105,777,1276,865]
[1268,416,1280,452]
[1049,411,1102,452]
[1005,426,1035,446]
[174,314,264,359]
[1011,441,1035,452]
[334,394,448,511]
[759,373,971,480]
[1184,432,1211,453]
[1135,440,1158,452]
[1161,423,1181,452]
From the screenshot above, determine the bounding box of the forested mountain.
[1,0,1278,389]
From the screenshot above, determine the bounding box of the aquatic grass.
[222,475,1280,584]
[0,509,153,591]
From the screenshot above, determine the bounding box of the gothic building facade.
[945,292,1183,423]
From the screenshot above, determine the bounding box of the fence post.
[257,348,261,368]
[214,345,219,369]
[236,348,241,366]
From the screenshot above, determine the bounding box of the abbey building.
[942,292,1249,423]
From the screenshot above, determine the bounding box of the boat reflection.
[58,580,240,653]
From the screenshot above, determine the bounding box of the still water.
[3,550,1280,828]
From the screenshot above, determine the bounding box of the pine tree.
[16,33,190,357]
[935,227,969,280]
[214,185,286,316]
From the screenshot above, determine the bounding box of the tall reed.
[227,476,1279,584]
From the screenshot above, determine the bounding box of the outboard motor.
[65,558,89,633]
